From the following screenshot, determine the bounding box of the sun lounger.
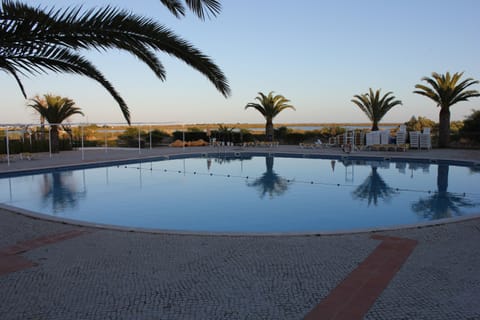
[409,131,420,149]
[380,130,390,145]
[19,152,33,160]
[366,131,381,146]
[419,128,431,149]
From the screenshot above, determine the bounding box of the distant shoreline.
[144,123,402,132]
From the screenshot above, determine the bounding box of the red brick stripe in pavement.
[304,235,418,320]
[0,229,90,276]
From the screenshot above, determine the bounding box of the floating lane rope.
[120,165,480,198]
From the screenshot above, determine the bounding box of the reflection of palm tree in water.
[352,166,397,206]
[41,172,86,213]
[412,164,475,220]
[247,156,290,199]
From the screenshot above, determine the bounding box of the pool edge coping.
[1,203,479,238]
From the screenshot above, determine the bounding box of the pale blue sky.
[2,0,480,125]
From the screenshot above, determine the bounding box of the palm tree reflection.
[411,164,475,220]
[352,165,397,206]
[247,156,291,199]
[41,171,86,213]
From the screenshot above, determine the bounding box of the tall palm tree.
[351,88,402,131]
[414,72,480,148]
[245,91,295,141]
[1,0,230,124]
[28,94,84,153]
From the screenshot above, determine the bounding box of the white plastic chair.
[409,131,420,149]
[380,130,390,145]
[420,128,432,149]
[396,125,407,145]
[366,131,381,146]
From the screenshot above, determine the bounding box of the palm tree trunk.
[371,121,379,131]
[265,119,274,142]
[438,107,450,148]
[50,125,60,153]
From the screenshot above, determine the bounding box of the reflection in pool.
[1,155,479,233]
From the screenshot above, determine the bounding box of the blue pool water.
[1,154,479,233]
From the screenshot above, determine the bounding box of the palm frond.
[1,1,230,123]
[352,88,402,130]
[4,45,130,123]
[414,71,480,109]
[159,0,185,18]
[158,0,221,19]
[0,58,27,97]
[185,0,221,19]
[245,103,267,117]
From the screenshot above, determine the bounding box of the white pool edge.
[1,203,479,237]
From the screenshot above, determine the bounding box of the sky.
[2,0,480,125]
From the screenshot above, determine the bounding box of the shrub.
[460,109,480,143]
[404,116,436,132]
[172,130,208,141]
[149,129,170,144]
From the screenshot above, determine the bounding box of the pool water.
[1,155,479,233]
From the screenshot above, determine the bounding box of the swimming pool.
[1,153,479,233]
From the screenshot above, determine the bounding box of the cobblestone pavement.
[1,147,480,319]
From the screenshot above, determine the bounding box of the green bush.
[172,130,208,141]
[1,138,72,154]
[460,109,480,142]
[149,129,170,144]
[404,116,436,132]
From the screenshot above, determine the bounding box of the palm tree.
[351,88,402,131]
[216,124,235,144]
[28,94,84,153]
[414,72,480,148]
[245,91,295,141]
[1,0,230,124]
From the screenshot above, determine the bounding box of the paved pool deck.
[1,146,480,319]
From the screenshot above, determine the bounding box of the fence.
[0,122,198,165]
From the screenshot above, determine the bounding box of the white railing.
[0,121,187,166]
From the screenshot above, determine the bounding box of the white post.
[48,126,52,158]
[81,125,84,160]
[149,125,152,150]
[6,127,10,166]
[138,125,141,154]
[182,124,185,151]
[104,125,108,153]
